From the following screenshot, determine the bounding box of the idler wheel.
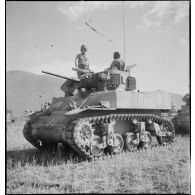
[90,136,104,157]
[112,134,124,154]
[156,124,174,145]
[156,133,174,145]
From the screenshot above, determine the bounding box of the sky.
[6,1,190,95]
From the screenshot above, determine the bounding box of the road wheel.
[90,136,104,157]
[112,134,124,154]
[125,133,138,151]
[157,124,174,145]
[140,131,152,149]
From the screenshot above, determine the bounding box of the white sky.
[6,1,189,95]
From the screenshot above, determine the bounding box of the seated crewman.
[110,51,125,71]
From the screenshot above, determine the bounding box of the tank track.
[23,121,43,150]
[65,113,175,159]
[23,121,58,151]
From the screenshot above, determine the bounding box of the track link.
[65,113,175,159]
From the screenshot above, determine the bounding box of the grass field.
[6,120,190,194]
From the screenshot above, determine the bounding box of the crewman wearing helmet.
[75,44,90,78]
[110,51,125,71]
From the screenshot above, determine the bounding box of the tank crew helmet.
[113,51,120,59]
[80,44,87,52]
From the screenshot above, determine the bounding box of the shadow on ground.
[7,146,84,168]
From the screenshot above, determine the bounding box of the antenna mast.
[122,1,126,64]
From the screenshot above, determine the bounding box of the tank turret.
[42,65,137,97]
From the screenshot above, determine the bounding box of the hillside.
[170,92,185,111]
[6,70,185,116]
[6,70,64,116]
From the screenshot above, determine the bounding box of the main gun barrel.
[42,71,80,82]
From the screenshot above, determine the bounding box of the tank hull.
[48,90,171,111]
[23,90,174,158]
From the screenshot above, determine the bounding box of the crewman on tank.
[75,44,90,78]
[110,51,125,71]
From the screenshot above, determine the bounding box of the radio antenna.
[122,1,126,64]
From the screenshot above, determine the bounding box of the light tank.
[23,66,175,158]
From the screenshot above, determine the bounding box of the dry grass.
[6,119,190,194]
[6,120,33,151]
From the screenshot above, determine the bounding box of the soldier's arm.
[75,54,79,68]
[86,55,90,70]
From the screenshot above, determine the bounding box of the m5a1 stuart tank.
[23,66,175,158]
